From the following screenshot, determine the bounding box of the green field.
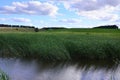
[0,28,120,61]
[0,27,34,32]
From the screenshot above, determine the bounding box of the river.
[0,58,120,80]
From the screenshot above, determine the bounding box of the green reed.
[0,29,120,61]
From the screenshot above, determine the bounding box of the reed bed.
[0,29,120,61]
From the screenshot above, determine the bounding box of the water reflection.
[0,58,120,80]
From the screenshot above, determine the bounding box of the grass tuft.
[0,69,9,80]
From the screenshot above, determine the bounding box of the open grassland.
[0,27,34,32]
[0,29,120,61]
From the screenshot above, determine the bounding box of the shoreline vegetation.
[0,69,9,80]
[0,27,120,61]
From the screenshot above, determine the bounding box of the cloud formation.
[0,0,119,21]
[0,17,31,23]
[61,0,120,21]
[63,0,120,11]
[59,19,81,23]
[0,1,58,16]
[12,18,31,22]
[0,18,6,21]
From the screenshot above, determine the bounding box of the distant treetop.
[0,24,35,28]
[93,25,118,29]
[41,27,66,30]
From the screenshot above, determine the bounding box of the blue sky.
[0,0,120,28]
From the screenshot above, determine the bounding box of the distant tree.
[34,28,39,32]
[29,26,35,28]
[11,25,19,27]
[0,24,36,29]
[93,25,118,29]
[0,24,11,27]
[41,27,66,30]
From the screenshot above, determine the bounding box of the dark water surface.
[0,58,120,80]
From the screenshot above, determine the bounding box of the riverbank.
[0,29,120,61]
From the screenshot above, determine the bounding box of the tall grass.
[0,29,120,61]
[0,69,9,80]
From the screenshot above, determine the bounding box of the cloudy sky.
[0,0,120,28]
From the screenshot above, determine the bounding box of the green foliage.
[34,28,39,32]
[0,29,120,61]
[0,70,9,80]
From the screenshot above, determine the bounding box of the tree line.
[93,25,118,29]
[0,24,35,28]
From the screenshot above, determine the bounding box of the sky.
[0,0,120,28]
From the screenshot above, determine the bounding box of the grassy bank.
[0,29,120,61]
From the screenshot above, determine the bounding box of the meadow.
[0,28,120,61]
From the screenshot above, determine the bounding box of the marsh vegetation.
[0,29,120,61]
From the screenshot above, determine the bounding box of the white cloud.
[0,1,58,16]
[12,18,31,22]
[78,6,119,21]
[61,0,120,21]
[0,17,31,23]
[62,0,120,11]
[0,18,7,21]
[59,19,81,24]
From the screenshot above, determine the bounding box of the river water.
[0,58,120,80]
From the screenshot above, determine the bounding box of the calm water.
[0,58,120,80]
